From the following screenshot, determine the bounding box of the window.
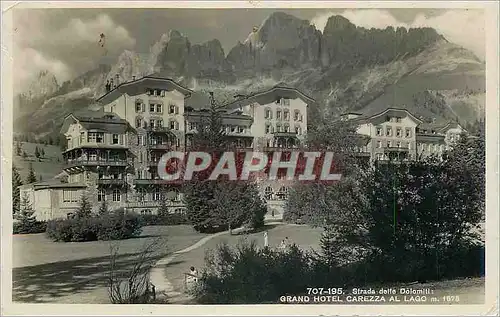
[294,110,300,121]
[295,125,302,135]
[231,126,238,133]
[265,109,272,119]
[265,123,272,134]
[396,128,402,138]
[376,127,383,136]
[283,98,290,106]
[377,141,382,148]
[110,106,115,113]
[80,132,85,144]
[62,189,79,203]
[169,104,177,114]
[150,119,155,129]
[98,189,106,202]
[376,153,384,160]
[112,134,119,145]
[284,110,290,120]
[135,101,142,112]
[397,141,401,148]
[238,126,245,133]
[87,132,96,143]
[150,103,155,112]
[276,123,282,132]
[170,120,178,130]
[156,104,162,113]
[405,128,411,138]
[153,188,162,201]
[396,117,402,123]
[157,120,163,128]
[387,141,392,148]
[284,123,290,132]
[143,120,148,129]
[137,189,146,201]
[112,189,121,202]
[264,186,273,200]
[386,127,392,137]
[276,110,282,120]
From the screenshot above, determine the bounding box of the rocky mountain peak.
[323,15,356,34]
[24,70,59,100]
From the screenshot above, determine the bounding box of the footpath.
[149,222,283,303]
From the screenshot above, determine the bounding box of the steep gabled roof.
[96,76,193,105]
[60,111,134,135]
[224,85,315,109]
[353,108,424,124]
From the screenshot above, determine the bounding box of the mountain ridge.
[14,12,485,139]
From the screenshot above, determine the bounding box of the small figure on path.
[264,231,269,247]
[190,266,198,282]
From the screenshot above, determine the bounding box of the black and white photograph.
[1,1,498,315]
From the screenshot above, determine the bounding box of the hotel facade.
[19,76,312,221]
[19,76,466,221]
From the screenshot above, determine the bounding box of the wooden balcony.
[65,159,130,169]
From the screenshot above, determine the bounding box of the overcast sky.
[12,8,485,92]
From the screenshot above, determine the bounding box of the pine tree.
[12,165,23,216]
[98,199,109,216]
[26,163,37,184]
[15,141,22,156]
[158,197,169,217]
[34,146,40,160]
[77,194,92,218]
[40,147,45,158]
[16,192,38,233]
[39,175,43,182]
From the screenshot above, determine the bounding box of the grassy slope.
[14,142,65,182]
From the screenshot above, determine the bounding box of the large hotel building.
[19,76,465,221]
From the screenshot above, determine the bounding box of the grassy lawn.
[12,225,207,303]
[163,223,323,294]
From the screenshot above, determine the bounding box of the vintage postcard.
[1,1,498,316]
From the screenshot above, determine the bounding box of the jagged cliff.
[14,12,485,138]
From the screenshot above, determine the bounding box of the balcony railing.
[127,200,184,208]
[383,147,410,153]
[65,159,130,168]
[97,179,127,185]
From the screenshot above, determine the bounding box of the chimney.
[115,74,119,87]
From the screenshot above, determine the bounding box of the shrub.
[46,212,143,242]
[13,220,47,234]
[193,241,316,304]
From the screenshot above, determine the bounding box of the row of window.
[68,153,125,162]
[265,123,302,135]
[376,126,412,138]
[275,98,291,106]
[376,140,411,149]
[265,108,303,122]
[136,135,181,147]
[147,89,167,97]
[96,188,183,202]
[263,186,289,200]
[135,117,180,130]
[135,101,180,114]
[70,133,123,147]
[62,189,80,203]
